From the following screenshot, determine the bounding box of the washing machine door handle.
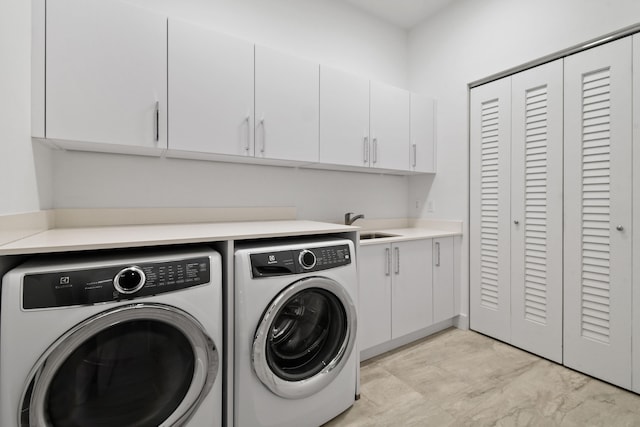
[20,303,218,427]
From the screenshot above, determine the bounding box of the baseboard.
[360,318,455,361]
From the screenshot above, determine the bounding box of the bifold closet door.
[509,59,563,363]
[470,78,511,343]
[564,36,632,389]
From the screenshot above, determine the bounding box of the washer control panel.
[22,256,211,310]
[250,244,351,278]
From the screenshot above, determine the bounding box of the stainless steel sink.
[360,232,399,240]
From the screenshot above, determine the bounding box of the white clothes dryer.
[1,247,223,427]
[234,237,358,427]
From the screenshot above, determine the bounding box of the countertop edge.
[0,220,359,256]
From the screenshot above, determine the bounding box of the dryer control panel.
[22,256,211,310]
[250,244,351,278]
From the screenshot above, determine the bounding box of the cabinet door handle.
[394,246,400,274]
[373,138,378,164]
[412,143,417,168]
[364,136,369,163]
[244,115,251,153]
[154,101,159,142]
[385,247,390,276]
[258,116,265,154]
[435,242,440,267]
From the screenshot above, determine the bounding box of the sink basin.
[360,232,399,240]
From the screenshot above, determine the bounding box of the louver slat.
[480,99,500,310]
[580,68,611,344]
[523,85,549,325]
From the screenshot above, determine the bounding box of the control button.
[114,266,146,294]
[299,249,317,270]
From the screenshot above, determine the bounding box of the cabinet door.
[319,66,370,167]
[564,37,632,389]
[510,59,563,363]
[370,82,410,171]
[391,239,433,338]
[358,244,392,351]
[168,19,254,156]
[469,77,512,343]
[633,33,640,394]
[46,0,167,149]
[410,94,436,173]
[255,46,319,162]
[433,237,454,323]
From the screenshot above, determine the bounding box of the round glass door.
[21,304,218,427]
[252,277,357,399]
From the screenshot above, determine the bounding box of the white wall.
[50,0,411,222]
[0,0,48,215]
[408,0,640,317]
[127,0,409,88]
[53,151,408,222]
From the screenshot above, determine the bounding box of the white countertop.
[358,227,461,246]
[0,220,359,255]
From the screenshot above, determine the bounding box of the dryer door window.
[252,277,357,399]
[21,304,218,427]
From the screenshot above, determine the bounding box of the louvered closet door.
[470,77,511,343]
[510,59,563,363]
[564,36,632,389]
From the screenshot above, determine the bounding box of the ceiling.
[343,0,455,29]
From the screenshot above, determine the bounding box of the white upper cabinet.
[319,66,370,167]
[370,82,411,171]
[168,19,254,157]
[45,0,167,152]
[410,94,436,173]
[255,46,319,163]
[564,36,633,389]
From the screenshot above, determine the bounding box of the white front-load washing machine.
[0,247,223,427]
[234,237,358,427]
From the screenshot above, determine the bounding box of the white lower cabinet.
[391,240,433,338]
[359,238,456,357]
[433,237,454,323]
[358,243,392,351]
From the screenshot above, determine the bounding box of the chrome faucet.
[344,212,365,225]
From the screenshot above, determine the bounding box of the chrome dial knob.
[114,266,146,294]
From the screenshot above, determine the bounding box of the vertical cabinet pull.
[412,143,417,167]
[385,248,390,276]
[154,101,159,142]
[258,116,265,154]
[244,115,251,153]
[364,136,369,163]
[373,138,378,164]
[435,242,441,267]
[394,246,400,274]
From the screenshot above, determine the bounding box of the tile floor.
[323,328,640,426]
